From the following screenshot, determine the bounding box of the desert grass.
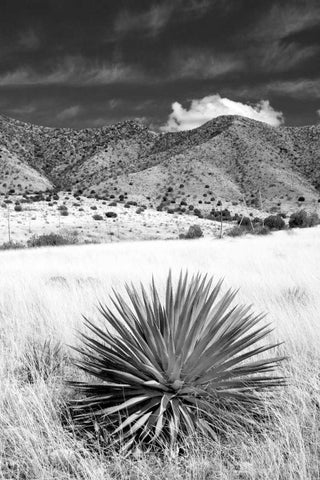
[0,228,320,479]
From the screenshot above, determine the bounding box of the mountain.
[0,113,319,211]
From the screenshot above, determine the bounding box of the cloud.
[7,104,36,115]
[261,43,320,73]
[114,3,173,37]
[113,0,215,38]
[0,56,144,86]
[161,94,284,131]
[267,78,320,99]
[169,50,244,80]
[246,2,320,74]
[252,3,320,43]
[18,29,40,50]
[56,105,82,120]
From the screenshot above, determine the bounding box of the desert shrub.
[0,241,25,250]
[308,212,320,226]
[289,210,320,229]
[22,338,67,383]
[58,205,68,211]
[298,196,305,202]
[264,215,286,231]
[109,201,117,207]
[70,272,284,450]
[92,214,103,221]
[237,216,253,230]
[226,226,247,237]
[60,210,69,216]
[254,225,271,235]
[27,233,75,247]
[180,224,203,239]
[90,205,97,210]
[105,211,117,218]
[14,204,22,212]
[136,207,144,214]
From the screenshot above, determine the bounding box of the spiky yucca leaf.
[70,272,285,449]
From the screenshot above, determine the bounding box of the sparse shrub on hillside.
[105,211,117,218]
[70,272,284,450]
[27,233,75,248]
[60,210,69,216]
[92,214,103,221]
[298,196,305,202]
[109,201,117,207]
[90,206,97,210]
[58,205,68,211]
[226,226,248,237]
[237,216,253,230]
[254,225,271,235]
[264,215,286,231]
[0,241,25,250]
[289,210,320,229]
[14,204,23,212]
[180,224,203,239]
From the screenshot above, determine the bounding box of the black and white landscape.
[1,1,320,479]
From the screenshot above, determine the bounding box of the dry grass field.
[1,228,320,479]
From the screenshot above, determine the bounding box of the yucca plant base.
[70,272,285,450]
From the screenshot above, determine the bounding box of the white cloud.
[0,56,144,86]
[56,105,82,120]
[267,79,320,99]
[19,29,40,50]
[161,94,284,132]
[114,4,173,37]
[169,50,244,80]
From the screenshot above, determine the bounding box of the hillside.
[0,113,319,212]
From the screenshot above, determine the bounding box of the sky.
[0,0,319,130]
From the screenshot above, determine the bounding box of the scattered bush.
[226,226,247,237]
[0,241,25,250]
[237,216,253,229]
[92,214,103,221]
[264,215,286,231]
[105,211,118,218]
[14,204,23,212]
[254,225,271,236]
[289,210,320,229]
[180,224,203,239]
[27,233,75,248]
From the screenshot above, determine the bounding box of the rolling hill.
[0,113,319,212]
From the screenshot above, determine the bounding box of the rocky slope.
[0,113,319,212]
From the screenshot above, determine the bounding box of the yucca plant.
[70,272,285,450]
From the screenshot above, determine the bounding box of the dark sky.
[0,0,319,129]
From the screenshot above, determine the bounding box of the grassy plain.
[1,228,320,479]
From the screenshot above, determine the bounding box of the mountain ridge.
[0,113,319,212]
